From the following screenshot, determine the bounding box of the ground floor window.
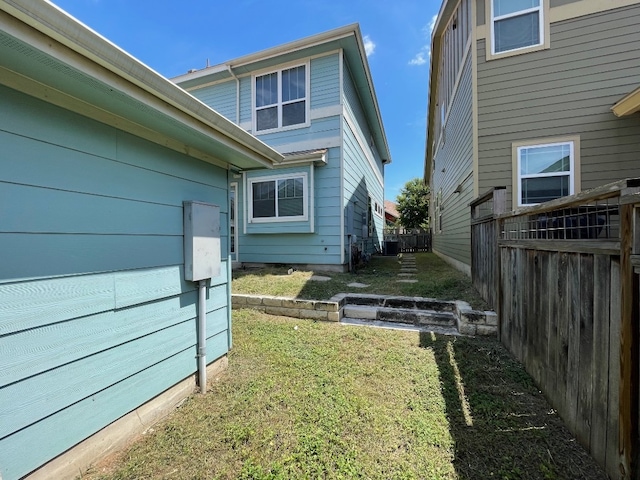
[248,173,308,222]
[514,137,579,207]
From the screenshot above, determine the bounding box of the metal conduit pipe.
[197,279,207,394]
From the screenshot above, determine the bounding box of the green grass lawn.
[232,253,489,310]
[83,312,605,480]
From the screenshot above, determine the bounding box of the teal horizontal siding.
[236,147,342,266]
[1,267,228,380]
[0,331,228,480]
[0,182,184,235]
[342,113,384,254]
[0,272,114,335]
[0,307,228,437]
[2,132,227,209]
[1,86,232,480]
[310,54,340,110]
[0,233,183,282]
[255,115,341,150]
[189,80,237,122]
[239,76,252,125]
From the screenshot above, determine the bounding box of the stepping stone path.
[310,275,332,282]
[396,253,418,282]
[347,282,370,288]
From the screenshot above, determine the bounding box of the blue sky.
[52,0,441,202]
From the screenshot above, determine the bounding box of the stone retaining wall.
[232,294,341,322]
[231,293,497,336]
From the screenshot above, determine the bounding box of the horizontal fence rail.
[383,228,432,253]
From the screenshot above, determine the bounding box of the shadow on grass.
[419,333,607,480]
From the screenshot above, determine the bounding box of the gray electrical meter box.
[183,201,221,281]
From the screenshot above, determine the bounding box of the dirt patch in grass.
[233,253,489,310]
[82,312,605,480]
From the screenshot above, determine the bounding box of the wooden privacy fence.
[470,186,506,310]
[470,179,640,479]
[383,227,432,254]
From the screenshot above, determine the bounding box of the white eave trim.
[612,85,640,117]
[0,0,283,167]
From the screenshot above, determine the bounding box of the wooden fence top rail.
[470,186,506,208]
[496,178,640,219]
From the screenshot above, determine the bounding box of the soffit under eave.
[612,86,640,117]
[0,27,279,171]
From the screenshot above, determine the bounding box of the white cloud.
[409,52,427,66]
[363,35,376,57]
[408,14,438,66]
[427,14,438,34]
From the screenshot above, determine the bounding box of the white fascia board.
[0,0,283,168]
[177,24,358,79]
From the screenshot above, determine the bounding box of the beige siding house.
[425,0,640,274]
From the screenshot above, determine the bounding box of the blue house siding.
[310,53,341,110]
[0,86,232,480]
[342,67,384,254]
[255,115,341,152]
[188,80,237,122]
[239,76,252,126]
[239,147,343,266]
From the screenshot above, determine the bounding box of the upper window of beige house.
[491,0,544,54]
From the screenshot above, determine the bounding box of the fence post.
[619,203,639,478]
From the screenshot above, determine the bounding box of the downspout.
[227,64,240,125]
[197,279,207,393]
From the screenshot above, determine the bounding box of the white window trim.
[248,172,309,223]
[489,0,548,59]
[251,62,311,134]
[513,136,581,207]
[373,199,384,218]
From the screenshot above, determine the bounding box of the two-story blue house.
[173,25,392,272]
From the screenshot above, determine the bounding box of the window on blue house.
[249,173,308,222]
[254,64,308,132]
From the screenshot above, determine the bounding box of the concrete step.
[341,317,459,335]
[343,304,456,327]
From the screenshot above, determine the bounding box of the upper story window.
[516,141,575,206]
[248,173,308,223]
[254,64,309,133]
[491,0,543,54]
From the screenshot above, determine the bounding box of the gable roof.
[172,24,392,165]
[384,200,400,220]
[0,0,283,171]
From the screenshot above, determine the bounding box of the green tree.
[396,178,430,229]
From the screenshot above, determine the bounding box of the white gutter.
[172,24,357,83]
[0,0,283,167]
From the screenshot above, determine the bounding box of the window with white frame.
[249,174,308,222]
[491,0,543,54]
[517,141,574,206]
[254,65,308,132]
